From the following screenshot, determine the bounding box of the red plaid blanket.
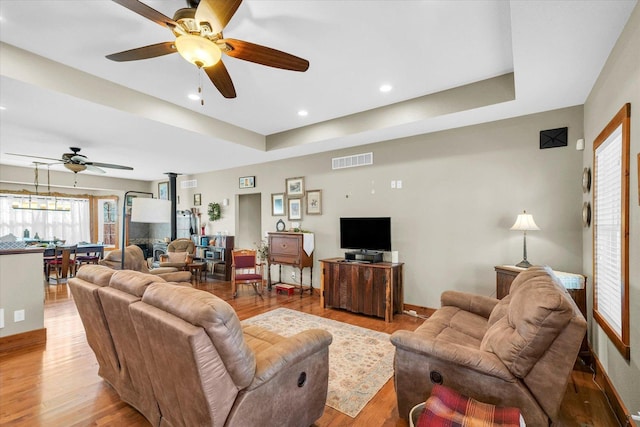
[416,385,522,427]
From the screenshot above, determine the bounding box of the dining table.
[43,244,105,259]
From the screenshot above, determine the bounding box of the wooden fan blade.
[204,61,237,98]
[195,0,242,34]
[111,0,179,29]
[5,153,64,163]
[106,41,176,62]
[223,39,309,71]
[88,161,134,171]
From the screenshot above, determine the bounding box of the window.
[592,103,630,360]
[94,197,119,248]
[0,194,91,244]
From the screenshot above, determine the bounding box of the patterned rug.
[242,308,395,418]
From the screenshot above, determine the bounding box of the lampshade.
[131,198,171,223]
[510,211,540,231]
[175,34,221,68]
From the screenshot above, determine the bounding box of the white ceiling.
[0,0,636,182]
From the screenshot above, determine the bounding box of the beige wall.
[179,106,584,306]
[583,3,640,415]
[0,251,44,338]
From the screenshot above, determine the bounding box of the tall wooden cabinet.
[320,258,403,323]
[268,232,314,295]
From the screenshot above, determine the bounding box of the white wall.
[179,106,584,306]
[583,3,640,416]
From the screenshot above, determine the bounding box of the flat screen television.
[340,217,392,252]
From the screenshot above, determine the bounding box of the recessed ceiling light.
[379,84,392,93]
[188,93,200,101]
[298,110,308,117]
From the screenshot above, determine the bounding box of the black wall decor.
[540,127,568,149]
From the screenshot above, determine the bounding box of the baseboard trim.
[403,303,436,318]
[592,349,635,427]
[0,328,47,354]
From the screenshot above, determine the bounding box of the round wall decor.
[582,167,591,193]
[582,201,591,227]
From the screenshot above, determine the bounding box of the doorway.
[236,193,262,250]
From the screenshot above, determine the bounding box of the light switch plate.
[0,308,4,328]
[14,309,25,322]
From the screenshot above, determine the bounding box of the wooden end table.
[188,262,206,284]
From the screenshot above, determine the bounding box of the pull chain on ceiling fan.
[106,0,309,98]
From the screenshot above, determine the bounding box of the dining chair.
[76,249,102,267]
[45,245,77,285]
[231,249,264,299]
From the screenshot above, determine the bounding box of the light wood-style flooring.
[0,278,620,426]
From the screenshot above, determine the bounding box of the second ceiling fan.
[106,0,309,98]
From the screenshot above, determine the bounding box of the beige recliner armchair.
[391,266,587,426]
[158,238,195,270]
[130,283,333,427]
[99,245,191,282]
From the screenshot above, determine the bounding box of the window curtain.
[0,194,91,244]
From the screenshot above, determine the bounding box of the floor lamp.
[510,210,540,268]
[121,191,171,270]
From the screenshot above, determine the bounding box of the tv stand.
[320,258,403,322]
[344,250,383,263]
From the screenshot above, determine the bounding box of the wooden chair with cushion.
[231,249,264,299]
[45,245,77,285]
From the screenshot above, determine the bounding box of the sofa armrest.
[441,290,499,319]
[247,329,332,390]
[390,330,515,382]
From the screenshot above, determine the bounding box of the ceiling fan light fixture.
[175,34,221,68]
[64,163,87,173]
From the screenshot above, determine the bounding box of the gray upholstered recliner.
[99,245,191,282]
[390,266,587,426]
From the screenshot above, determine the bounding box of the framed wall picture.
[194,193,201,206]
[158,182,169,200]
[271,193,286,216]
[288,198,302,220]
[286,176,304,197]
[239,176,255,189]
[306,189,322,215]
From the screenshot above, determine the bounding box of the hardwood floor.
[0,278,620,426]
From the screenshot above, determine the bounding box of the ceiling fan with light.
[6,147,134,175]
[105,0,309,99]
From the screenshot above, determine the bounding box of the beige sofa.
[69,265,332,427]
[390,266,587,426]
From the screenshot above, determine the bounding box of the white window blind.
[594,125,622,335]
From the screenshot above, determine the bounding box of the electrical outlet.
[396,180,403,189]
[14,309,25,322]
[0,308,4,328]
[291,271,296,281]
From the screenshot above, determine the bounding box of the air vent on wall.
[332,152,373,170]
[181,179,197,189]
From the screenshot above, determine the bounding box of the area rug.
[242,308,394,418]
